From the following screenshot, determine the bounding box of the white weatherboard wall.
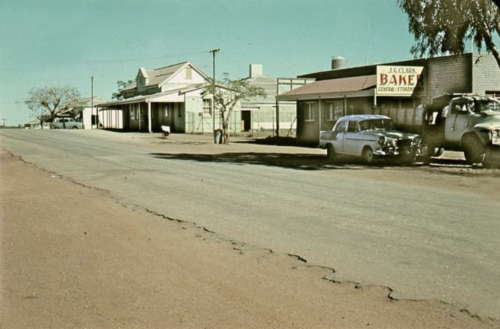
[99,108,124,129]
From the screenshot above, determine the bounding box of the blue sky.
[1,0,420,126]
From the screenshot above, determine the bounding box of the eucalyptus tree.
[25,86,80,128]
[206,76,266,144]
[398,0,500,68]
[112,80,134,100]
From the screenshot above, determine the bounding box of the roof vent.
[332,56,348,70]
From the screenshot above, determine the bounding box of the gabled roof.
[122,61,209,92]
[277,75,376,100]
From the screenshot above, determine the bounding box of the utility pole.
[276,80,280,137]
[1,118,6,127]
[210,49,220,143]
[91,76,94,129]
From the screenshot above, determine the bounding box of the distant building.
[69,96,108,129]
[98,61,212,133]
[99,61,310,136]
[278,53,500,145]
[25,97,108,130]
[241,64,308,136]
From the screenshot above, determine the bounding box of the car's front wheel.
[400,146,417,164]
[362,146,375,164]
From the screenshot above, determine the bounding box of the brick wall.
[425,54,473,103]
[472,53,500,94]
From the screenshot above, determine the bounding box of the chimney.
[249,64,263,78]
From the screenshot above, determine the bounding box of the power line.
[219,52,247,73]
[0,50,210,68]
[7,76,91,84]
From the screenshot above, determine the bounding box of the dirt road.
[1,143,498,328]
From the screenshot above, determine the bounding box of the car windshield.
[359,119,394,131]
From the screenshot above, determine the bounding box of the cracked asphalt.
[1,129,499,328]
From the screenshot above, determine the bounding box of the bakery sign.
[376,65,425,97]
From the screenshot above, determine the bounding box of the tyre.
[463,135,485,165]
[400,150,417,164]
[483,146,500,168]
[326,144,336,160]
[434,148,445,157]
[362,147,375,164]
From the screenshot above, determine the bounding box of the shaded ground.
[1,139,499,328]
[148,133,500,174]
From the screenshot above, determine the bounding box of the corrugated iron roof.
[149,62,187,87]
[122,62,190,91]
[279,75,376,97]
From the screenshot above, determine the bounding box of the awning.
[98,95,150,108]
[277,75,376,101]
[99,88,186,108]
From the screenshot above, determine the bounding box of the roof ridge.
[152,61,188,71]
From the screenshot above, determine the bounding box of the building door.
[241,110,251,131]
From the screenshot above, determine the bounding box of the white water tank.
[332,56,348,70]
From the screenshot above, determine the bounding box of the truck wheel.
[432,147,444,157]
[483,146,500,168]
[362,147,375,164]
[326,144,336,160]
[463,135,485,165]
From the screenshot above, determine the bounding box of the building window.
[203,99,212,115]
[304,102,314,121]
[186,66,192,79]
[327,101,344,121]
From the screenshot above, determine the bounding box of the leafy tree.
[398,0,500,68]
[112,80,134,100]
[28,103,49,129]
[205,76,266,144]
[25,86,80,128]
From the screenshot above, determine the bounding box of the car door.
[343,121,360,155]
[332,120,348,153]
[445,100,475,142]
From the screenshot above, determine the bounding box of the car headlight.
[378,136,386,145]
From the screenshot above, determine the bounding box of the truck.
[394,94,500,166]
[52,117,84,129]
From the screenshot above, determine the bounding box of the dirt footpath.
[0,146,498,328]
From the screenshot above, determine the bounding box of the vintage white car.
[52,117,84,129]
[319,114,422,163]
